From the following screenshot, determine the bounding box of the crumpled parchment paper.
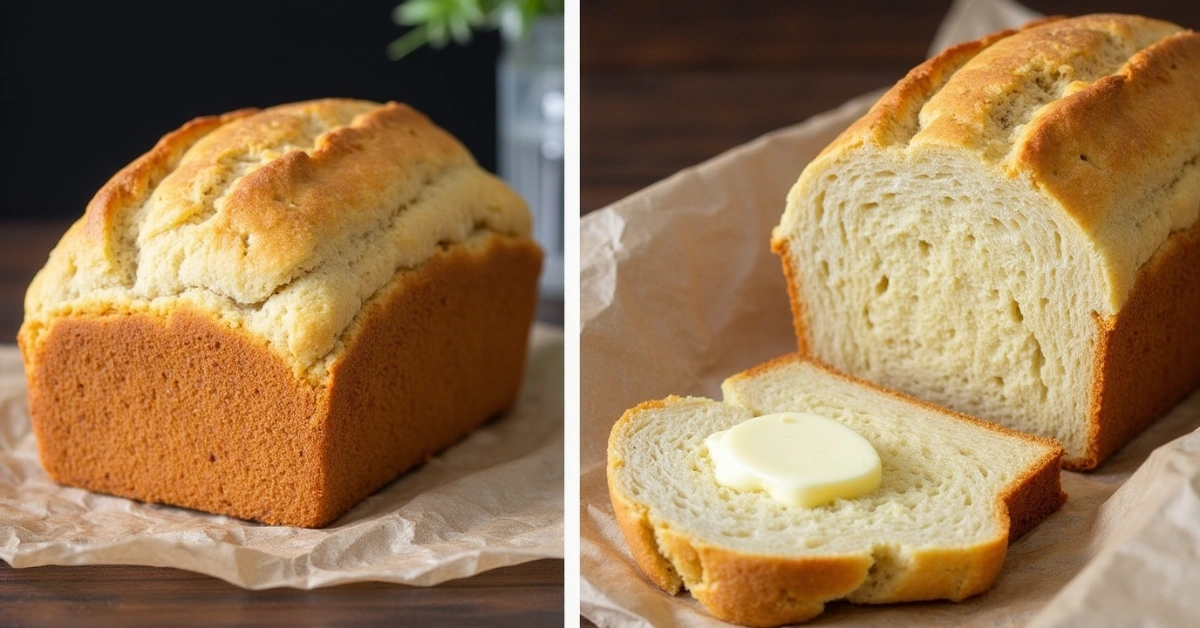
[0,324,563,589]
[579,0,1200,625]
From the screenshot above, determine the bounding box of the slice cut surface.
[607,356,1065,626]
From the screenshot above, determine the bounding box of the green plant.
[387,0,564,60]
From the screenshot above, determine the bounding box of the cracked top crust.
[792,14,1200,312]
[21,98,534,382]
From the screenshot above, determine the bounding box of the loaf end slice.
[607,356,1064,626]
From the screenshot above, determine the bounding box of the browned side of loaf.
[772,239,809,358]
[20,235,541,527]
[1085,211,1200,470]
[1025,24,1200,470]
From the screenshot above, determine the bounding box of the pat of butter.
[704,412,881,507]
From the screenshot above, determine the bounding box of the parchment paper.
[580,0,1200,625]
[0,324,563,589]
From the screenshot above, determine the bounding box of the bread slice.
[607,356,1064,627]
[773,14,1200,469]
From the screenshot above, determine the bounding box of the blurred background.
[1,0,503,221]
[0,0,564,335]
[582,0,1200,215]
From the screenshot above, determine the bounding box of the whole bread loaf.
[608,356,1064,627]
[18,98,542,527]
[774,14,1200,469]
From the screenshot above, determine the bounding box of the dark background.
[0,0,501,222]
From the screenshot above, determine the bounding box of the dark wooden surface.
[0,221,563,626]
[580,1,1200,625]
[0,561,563,628]
[581,0,1200,215]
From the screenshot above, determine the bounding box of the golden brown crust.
[1083,213,1200,470]
[182,101,475,299]
[609,367,1065,626]
[607,467,686,595]
[811,20,1031,158]
[25,99,533,381]
[1001,429,1069,539]
[20,235,541,527]
[321,235,542,521]
[83,109,257,245]
[605,399,685,592]
[776,14,1200,470]
[769,239,809,357]
[1014,26,1200,230]
[81,99,477,298]
[686,542,869,627]
[856,541,1008,605]
[914,15,1182,162]
[22,308,328,525]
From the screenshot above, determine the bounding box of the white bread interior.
[607,357,1064,626]
[774,15,1200,467]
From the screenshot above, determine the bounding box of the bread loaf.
[774,14,1200,469]
[608,356,1065,627]
[18,98,542,527]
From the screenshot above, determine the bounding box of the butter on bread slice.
[607,356,1064,627]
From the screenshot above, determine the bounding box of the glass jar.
[497,14,564,298]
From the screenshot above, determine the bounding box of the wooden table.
[582,0,1200,216]
[581,1,1200,625]
[0,222,563,627]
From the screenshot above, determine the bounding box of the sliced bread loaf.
[773,14,1200,469]
[607,356,1064,626]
